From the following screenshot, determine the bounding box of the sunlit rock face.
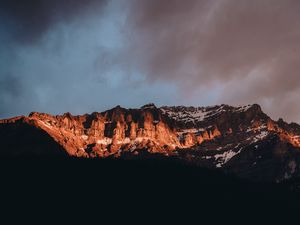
[2,103,300,182]
[267,119,300,147]
[17,104,181,157]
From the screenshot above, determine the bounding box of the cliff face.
[1,103,300,182]
[11,104,180,157]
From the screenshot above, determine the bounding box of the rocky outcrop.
[267,119,300,147]
[4,104,182,157]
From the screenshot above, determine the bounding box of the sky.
[1,0,300,123]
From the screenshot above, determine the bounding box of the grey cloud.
[0,0,107,45]
[1,0,300,123]
[123,0,300,122]
[0,0,178,118]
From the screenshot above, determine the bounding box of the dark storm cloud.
[0,0,178,118]
[0,0,118,117]
[124,0,300,122]
[0,0,107,44]
[1,0,300,123]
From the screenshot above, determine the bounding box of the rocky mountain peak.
[1,103,300,182]
[141,103,157,109]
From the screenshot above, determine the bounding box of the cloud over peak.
[1,0,300,122]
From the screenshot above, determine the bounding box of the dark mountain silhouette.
[2,103,300,183]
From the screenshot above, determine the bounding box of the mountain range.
[1,103,300,183]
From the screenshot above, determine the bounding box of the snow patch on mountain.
[214,149,242,168]
[160,104,255,125]
[160,106,209,123]
[97,138,112,145]
[252,131,269,143]
[235,105,252,112]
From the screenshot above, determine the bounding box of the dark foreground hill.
[0,157,299,224]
